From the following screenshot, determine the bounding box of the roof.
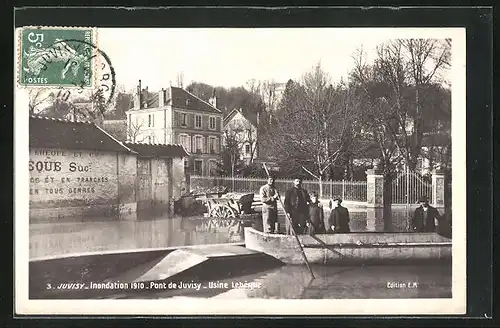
[29,115,134,153]
[131,86,222,114]
[123,142,189,158]
[223,108,259,127]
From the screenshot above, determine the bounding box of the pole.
[342,179,345,201]
[262,163,315,279]
[406,166,411,232]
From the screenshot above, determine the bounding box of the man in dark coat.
[328,196,350,233]
[411,196,441,232]
[284,178,311,235]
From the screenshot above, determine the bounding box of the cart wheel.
[209,205,237,219]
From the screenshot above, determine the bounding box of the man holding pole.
[259,175,280,234]
[284,177,311,235]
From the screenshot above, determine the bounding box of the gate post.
[432,169,445,207]
[366,168,384,208]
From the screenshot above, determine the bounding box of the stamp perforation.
[16,26,99,90]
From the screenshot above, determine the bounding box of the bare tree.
[349,47,405,212]
[127,121,145,143]
[177,71,185,88]
[245,78,280,116]
[350,41,450,215]
[220,128,246,178]
[371,39,451,171]
[267,63,361,197]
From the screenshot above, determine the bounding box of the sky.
[98,28,456,92]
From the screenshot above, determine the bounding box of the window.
[195,136,203,153]
[180,113,187,126]
[209,117,216,130]
[179,134,190,152]
[209,137,216,154]
[245,144,251,155]
[194,160,203,175]
[195,115,202,128]
[184,159,189,171]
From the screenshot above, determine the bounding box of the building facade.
[222,108,259,164]
[126,80,223,176]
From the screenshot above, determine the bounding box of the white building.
[222,108,260,164]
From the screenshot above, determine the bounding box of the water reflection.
[29,214,245,259]
[312,207,413,233]
[29,207,423,259]
[110,263,451,299]
[235,263,452,299]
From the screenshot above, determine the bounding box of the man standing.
[259,176,279,233]
[411,195,441,232]
[284,178,311,235]
[328,196,350,233]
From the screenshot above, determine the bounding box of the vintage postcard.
[15,26,466,315]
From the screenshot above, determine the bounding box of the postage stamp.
[18,27,96,88]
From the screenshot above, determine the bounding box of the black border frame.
[4,5,494,326]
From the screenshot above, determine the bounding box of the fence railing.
[189,175,367,202]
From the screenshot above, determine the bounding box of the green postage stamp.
[19,27,96,88]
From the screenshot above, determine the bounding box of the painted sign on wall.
[29,148,118,207]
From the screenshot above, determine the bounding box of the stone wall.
[29,148,137,220]
[29,147,185,220]
[366,169,384,208]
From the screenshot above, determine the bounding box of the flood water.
[30,206,452,300]
[29,207,417,259]
[105,263,452,299]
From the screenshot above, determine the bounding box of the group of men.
[259,176,350,235]
[259,176,443,235]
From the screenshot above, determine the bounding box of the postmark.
[52,38,117,108]
[19,27,96,88]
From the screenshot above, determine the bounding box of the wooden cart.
[203,193,258,218]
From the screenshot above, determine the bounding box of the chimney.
[159,88,165,107]
[141,86,149,108]
[209,89,217,108]
[134,79,142,109]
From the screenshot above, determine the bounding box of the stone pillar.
[432,169,445,207]
[366,168,384,208]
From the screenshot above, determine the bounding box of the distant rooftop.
[129,86,222,114]
[29,115,134,153]
[223,107,259,127]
